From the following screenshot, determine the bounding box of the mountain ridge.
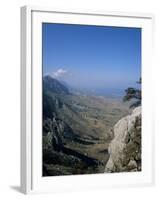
[43,75,70,95]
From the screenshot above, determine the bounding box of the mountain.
[43,75,70,95]
[105,106,141,172]
[42,75,130,176]
[43,76,105,175]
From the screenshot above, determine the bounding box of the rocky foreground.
[43,106,141,176]
[105,106,141,172]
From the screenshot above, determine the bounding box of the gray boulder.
[105,106,141,172]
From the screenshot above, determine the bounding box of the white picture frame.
[21,5,154,194]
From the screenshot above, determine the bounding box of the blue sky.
[42,23,141,94]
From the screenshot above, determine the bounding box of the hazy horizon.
[42,23,141,96]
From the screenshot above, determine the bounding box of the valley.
[43,76,131,176]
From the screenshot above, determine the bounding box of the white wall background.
[0,0,158,199]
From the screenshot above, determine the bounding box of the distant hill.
[43,75,70,95]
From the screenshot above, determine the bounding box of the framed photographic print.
[21,6,154,194]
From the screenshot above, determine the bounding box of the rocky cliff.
[105,106,141,172]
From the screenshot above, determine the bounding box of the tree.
[123,78,141,108]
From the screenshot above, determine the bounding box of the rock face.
[105,106,141,172]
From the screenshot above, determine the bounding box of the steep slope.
[43,76,104,175]
[43,75,70,95]
[105,106,141,172]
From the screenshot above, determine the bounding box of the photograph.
[42,23,142,176]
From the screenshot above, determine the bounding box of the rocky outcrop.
[43,115,103,176]
[105,106,141,172]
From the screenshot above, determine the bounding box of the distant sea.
[91,88,125,98]
[71,87,125,99]
[71,84,141,99]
